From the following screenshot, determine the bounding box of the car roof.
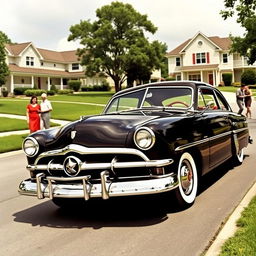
[114,81,213,96]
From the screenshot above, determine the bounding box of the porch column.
[31,76,34,88]
[181,72,184,80]
[200,70,203,82]
[10,74,14,93]
[60,78,63,90]
[47,77,51,90]
[213,70,216,86]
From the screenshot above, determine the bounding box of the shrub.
[222,73,232,86]
[241,69,256,85]
[68,80,81,92]
[57,89,74,94]
[47,90,55,96]
[14,87,32,95]
[165,76,176,81]
[81,81,111,92]
[24,89,46,97]
[50,84,57,92]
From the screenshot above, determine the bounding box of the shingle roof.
[9,64,85,77]
[5,42,31,56]
[5,43,79,63]
[167,36,231,56]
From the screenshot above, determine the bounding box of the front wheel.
[175,152,198,208]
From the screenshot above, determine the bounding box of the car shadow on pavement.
[13,195,182,229]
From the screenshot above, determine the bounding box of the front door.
[208,74,213,85]
[38,77,41,89]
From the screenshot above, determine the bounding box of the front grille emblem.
[63,156,81,176]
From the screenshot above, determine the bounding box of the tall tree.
[221,0,256,64]
[0,31,10,87]
[68,1,165,92]
[0,31,12,44]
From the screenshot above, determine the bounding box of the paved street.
[0,118,255,256]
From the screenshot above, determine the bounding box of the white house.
[166,32,256,86]
[3,42,162,93]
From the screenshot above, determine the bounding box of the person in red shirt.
[26,96,41,133]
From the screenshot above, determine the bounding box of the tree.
[221,0,256,64]
[0,40,9,87]
[241,69,256,85]
[0,31,11,88]
[0,31,12,44]
[68,1,165,92]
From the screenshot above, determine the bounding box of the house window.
[176,75,181,81]
[176,57,181,66]
[54,64,56,67]
[189,74,201,81]
[72,63,80,70]
[26,56,34,66]
[41,62,44,66]
[196,53,206,64]
[223,53,228,63]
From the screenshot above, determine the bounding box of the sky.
[1,0,244,52]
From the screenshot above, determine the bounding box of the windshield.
[104,87,193,114]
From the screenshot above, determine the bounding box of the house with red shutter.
[166,32,256,86]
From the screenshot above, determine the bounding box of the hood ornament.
[63,156,81,176]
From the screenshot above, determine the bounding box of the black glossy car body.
[19,81,251,208]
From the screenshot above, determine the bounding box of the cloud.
[1,0,245,51]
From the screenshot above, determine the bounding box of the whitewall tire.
[175,152,198,207]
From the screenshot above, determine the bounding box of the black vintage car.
[19,81,252,208]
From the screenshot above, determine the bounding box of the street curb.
[0,150,23,158]
[205,180,256,255]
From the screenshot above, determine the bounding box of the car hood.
[72,114,158,147]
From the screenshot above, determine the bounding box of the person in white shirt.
[40,93,53,129]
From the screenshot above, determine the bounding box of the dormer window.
[26,56,34,66]
[72,63,79,70]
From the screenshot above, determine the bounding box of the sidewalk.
[0,113,69,137]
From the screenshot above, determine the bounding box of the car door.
[198,87,233,169]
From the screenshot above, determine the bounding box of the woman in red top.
[26,96,41,133]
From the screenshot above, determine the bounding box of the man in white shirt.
[40,93,53,129]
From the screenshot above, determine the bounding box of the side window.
[197,88,219,110]
[215,91,229,111]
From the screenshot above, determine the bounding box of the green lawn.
[0,134,28,153]
[218,86,256,97]
[0,117,28,132]
[0,100,105,121]
[220,196,256,255]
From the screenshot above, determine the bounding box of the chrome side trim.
[18,173,179,199]
[175,129,248,152]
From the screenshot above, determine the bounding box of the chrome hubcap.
[180,161,193,195]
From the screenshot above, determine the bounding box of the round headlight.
[22,137,39,157]
[134,127,155,150]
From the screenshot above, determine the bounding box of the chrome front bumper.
[18,171,179,200]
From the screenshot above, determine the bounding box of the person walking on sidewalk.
[26,96,41,133]
[244,85,252,118]
[40,93,53,129]
[236,84,245,115]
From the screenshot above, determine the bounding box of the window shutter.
[207,52,210,63]
[192,53,195,64]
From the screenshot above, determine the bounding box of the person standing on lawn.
[244,85,253,118]
[40,93,53,129]
[26,95,41,133]
[236,84,246,115]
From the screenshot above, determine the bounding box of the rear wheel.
[175,152,198,208]
[233,148,244,165]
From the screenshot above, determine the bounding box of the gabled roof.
[5,42,79,63]
[167,32,231,56]
[5,42,31,56]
